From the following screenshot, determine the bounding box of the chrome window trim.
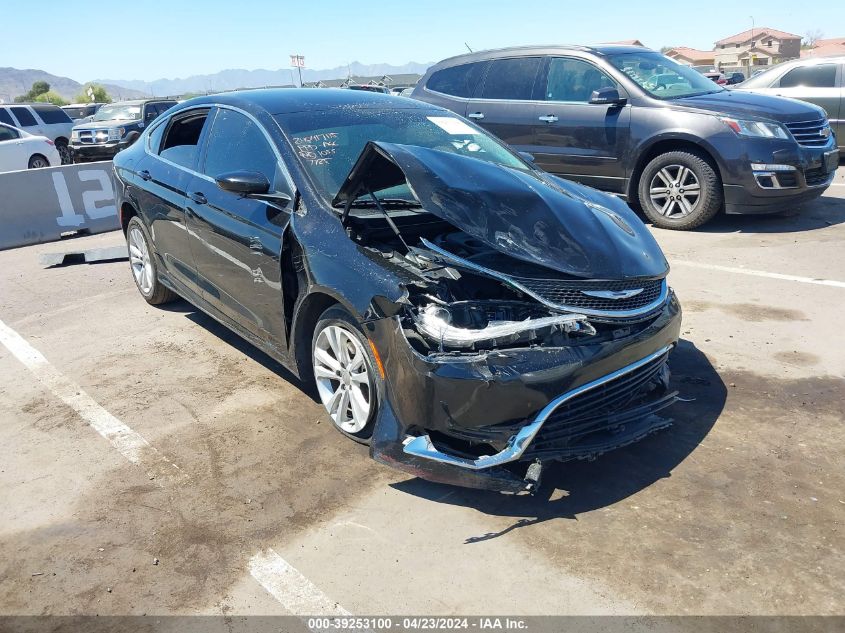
[403,344,674,470]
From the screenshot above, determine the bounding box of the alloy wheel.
[29,157,49,169]
[649,165,701,219]
[128,226,153,295]
[313,325,373,434]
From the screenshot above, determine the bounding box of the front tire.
[126,216,178,305]
[311,306,381,443]
[638,151,722,230]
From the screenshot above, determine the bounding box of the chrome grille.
[508,276,666,314]
[75,129,107,145]
[785,119,831,147]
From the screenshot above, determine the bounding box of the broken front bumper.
[366,293,682,493]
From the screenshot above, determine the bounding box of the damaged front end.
[334,142,682,493]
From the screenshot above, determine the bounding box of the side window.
[0,125,20,142]
[10,107,37,127]
[31,105,72,124]
[145,103,163,123]
[202,109,279,186]
[147,119,167,153]
[0,109,14,126]
[479,57,542,100]
[545,58,616,102]
[158,110,209,169]
[779,65,837,88]
[426,62,488,98]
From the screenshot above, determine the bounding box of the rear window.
[31,104,72,124]
[0,108,14,126]
[778,64,837,88]
[10,107,37,127]
[479,57,542,100]
[426,62,488,98]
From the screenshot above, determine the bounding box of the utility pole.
[290,54,305,87]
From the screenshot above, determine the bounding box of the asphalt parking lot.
[1,168,843,620]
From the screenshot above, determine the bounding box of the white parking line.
[0,317,183,483]
[249,549,352,618]
[673,260,845,289]
[0,315,360,620]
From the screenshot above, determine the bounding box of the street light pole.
[749,16,755,73]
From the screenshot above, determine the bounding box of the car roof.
[177,88,434,115]
[107,98,177,105]
[428,44,650,68]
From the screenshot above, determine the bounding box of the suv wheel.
[311,306,381,444]
[638,151,722,230]
[126,216,178,305]
[55,140,72,165]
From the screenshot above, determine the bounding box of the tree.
[803,29,824,48]
[74,84,112,104]
[34,91,68,106]
[14,80,53,102]
[659,45,673,53]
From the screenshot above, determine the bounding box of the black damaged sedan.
[113,89,682,493]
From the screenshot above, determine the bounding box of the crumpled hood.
[333,142,668,279]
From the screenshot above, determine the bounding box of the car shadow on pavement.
[659,192,845,234]
[390,339,726,541]
[158,299,321,402]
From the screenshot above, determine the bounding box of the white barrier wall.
[0,161,120,251]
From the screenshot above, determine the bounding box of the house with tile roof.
[713,27,801,71]
[800,37,845,58]
[664,47,716,66]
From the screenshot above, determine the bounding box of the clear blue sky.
[5,0,844,81]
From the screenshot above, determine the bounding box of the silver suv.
[0,104,74,164]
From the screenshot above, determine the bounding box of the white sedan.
[0,122,61,173]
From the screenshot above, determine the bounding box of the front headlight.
[719,116,789,140]
[108,128,125,141]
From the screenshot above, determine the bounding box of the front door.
[531,57,632,193]
[187,107,292,351]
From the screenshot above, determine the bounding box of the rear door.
[465,56,543,153]
[8,106,43,136]
[136,107,212,298]
[772,62,841,134]
[186,107,292,350]
[417,61,489,117]
[530,56,631,192]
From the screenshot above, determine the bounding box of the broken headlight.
[412,300,595,350]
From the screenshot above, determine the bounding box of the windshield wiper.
[332,197,421,209]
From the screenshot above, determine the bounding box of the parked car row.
[411,45,839,229]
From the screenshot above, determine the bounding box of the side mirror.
[216,170,271,195]
[216,170,292,207]
[589,87,626,106]
[518,151,535,164]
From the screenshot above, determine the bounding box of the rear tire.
[311,306,381,444]
[126,216,178,305]
[638,151,722,230]
[28,154,50,169]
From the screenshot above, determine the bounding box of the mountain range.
[0,67,149,103]
[1,61,432,104]
[96,61,433,96]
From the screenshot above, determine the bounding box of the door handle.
[538,115,559,123]
[139,170,151,181]
[467,112,485,120]
[189,191,207,205]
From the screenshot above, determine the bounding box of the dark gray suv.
[413,45,839,229]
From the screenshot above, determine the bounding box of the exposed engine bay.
[345,209,662,355]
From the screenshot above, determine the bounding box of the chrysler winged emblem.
[581,288,644,300]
